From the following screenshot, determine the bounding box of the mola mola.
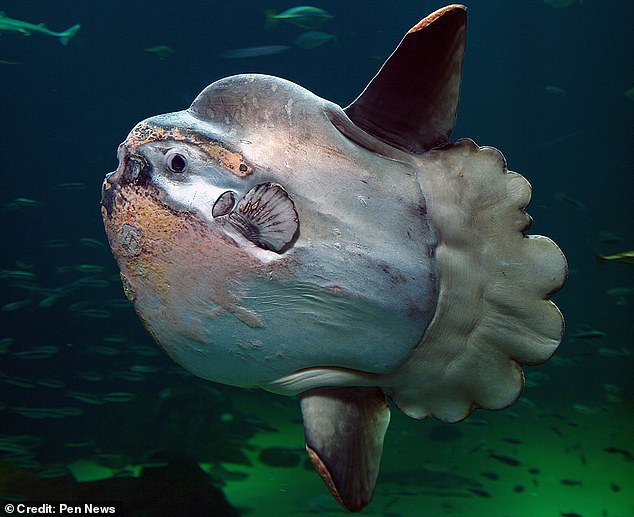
[101,5,566,512]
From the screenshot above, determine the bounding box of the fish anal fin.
[300,387,390,512]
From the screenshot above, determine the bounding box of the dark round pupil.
[169,154,187,172]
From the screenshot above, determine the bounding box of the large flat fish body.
[102,5,566,512]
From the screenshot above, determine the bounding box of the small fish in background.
[37,467,71,480]
[539,129,583,148]
[0,12,80,45]
[603,383,621,403]
[12,345,59,360]
[13,260,33,271]
[602,383,620,395]
[603,446,634,461]
[36,378,65,389]
[78,308,112,319]
[69,278,109,290]
[110,371,145,382]
[597,346,631,358]
[544,0,582,8]
[554,191,586,211]
[0,439,33,455]
[66,391,105,405]
[544,84,566,95]
[3,197,42,211]
[597,230,623,244]
[39,292,62,308]
[75,264,105,274]
[570,326,605,340]
[63,439,95,449]
[12,406,84,419]
[84,344,120,356]
[560,479,583,487]
[56,181,88,190]
[1,300,31,312]
[596,249,634,265]
[144,45,175,59]
[75,371,105,382]
[467,487,491,498]
[295,31,336,49]
[78,237,108,249]
[128,344,159,357]
[102,392,137,403]
[488,451,521,467]
[265,6,333,29]
[220,45,291,59]
[3,376,36,389]
[525,370,550,388]
[625,86,634,101]
[0,270,36,280]
[518,396,536,409]
[572,403,595,415]
[0,59,21,65]
[129,364,161,373]
[43,239,69,249]
[606,287,632,306]
[101,298,132,309]
[0,337,14,353]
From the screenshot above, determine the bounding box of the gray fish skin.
[102,74,438,388]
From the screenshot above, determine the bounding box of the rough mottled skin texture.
[102,79,439,386]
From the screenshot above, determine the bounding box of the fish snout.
[101,148,152,215]
[101,175,116,215]
[114,150,152,188]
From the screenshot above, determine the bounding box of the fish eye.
[166,150,188,173]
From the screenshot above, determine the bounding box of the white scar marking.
[157,175,228,223]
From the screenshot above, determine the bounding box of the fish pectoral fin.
[344,5,466,153]
[228,182,299,253]
[300,387,390,512]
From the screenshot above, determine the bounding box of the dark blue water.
[1,1,632,515]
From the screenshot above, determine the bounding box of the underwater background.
[1,0,632,515]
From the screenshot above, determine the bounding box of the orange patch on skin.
[126,122,253,177]
[126,124,169,146]
[203,142,252,177]
[104,183,264,328]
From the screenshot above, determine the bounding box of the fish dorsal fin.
[345,5,467,153]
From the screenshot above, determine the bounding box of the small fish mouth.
[101,149,153,217]
[100,176,117,217]
[118,152,152,187]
